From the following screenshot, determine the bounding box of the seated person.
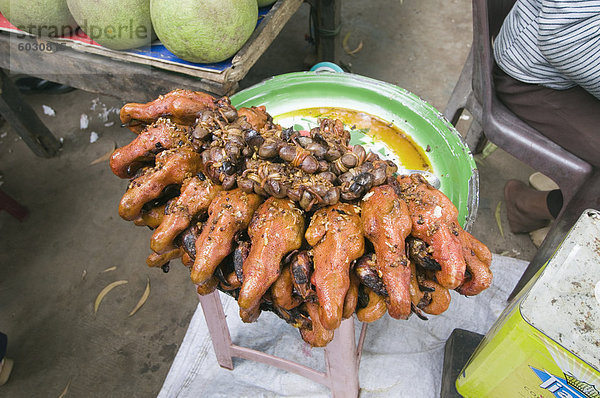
[492,0,600,233]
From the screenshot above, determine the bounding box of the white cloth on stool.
[158,254,527,397]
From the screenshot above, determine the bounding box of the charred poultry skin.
[190,189,262,285]
[238,198,305,316]
[305,203,365,331]
[118,148,203,221]
[392,174,468,289]
[120,89,218,132]
[150,175,223,254]
[408,263,451,315]
[361,185,413,319]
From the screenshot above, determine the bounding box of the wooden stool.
[198,290,368,397]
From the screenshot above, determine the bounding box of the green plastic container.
[231,72,478,228]
[456,210,600,398]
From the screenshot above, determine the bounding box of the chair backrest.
[470,0,593,205]
[471,0,516,112]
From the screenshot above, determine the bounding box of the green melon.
[150,0,258,64]
[257,0,277,6]
[0,0,77,37]
[67,0,153,50]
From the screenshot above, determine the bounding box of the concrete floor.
[0,0,538,396]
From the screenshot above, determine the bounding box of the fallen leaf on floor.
[495,201,504,238]
[94,280,128,313]
[89,142,116,165]
[80,114,89,130]
[58,379,71,398]
[102,266,117,273]
[480,142,498,159]
[129,277,151,317]
[343,32,364,56]
[90,132,99,143]
[42,105,56,117]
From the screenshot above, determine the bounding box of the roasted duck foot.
[220,271,242,291]
[343,270,360,319]
[150,175,222,253]
[306,203,365,330]
[238,198,305,311]
[119,89,220,132]
[181,252,193,268]
[392,174,467,289]
[356,286,387,323]
[196,277,218,296]
[299,302,334,347]
[118,148,203,221]
[146,247,183,268]
[271,263,303,311]
[361,185,413,319]
[133,204,167,229]
[456,230,493,296]
[110,118,193,179]
[408,262,451,315]
[239,306,262,323]
[190,189,261,285]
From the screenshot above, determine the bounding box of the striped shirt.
[494,0,600,99]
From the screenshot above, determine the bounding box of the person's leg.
[494,64,596,233]
[493,64,600,168]
[504,180,556,233]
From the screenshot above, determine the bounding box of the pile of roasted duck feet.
[110,89,493,347]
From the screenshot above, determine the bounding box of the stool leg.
[324,316,359,398]
[197,290,234,370]
[0,190,28,221]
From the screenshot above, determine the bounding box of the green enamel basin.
[231,72,478,229]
